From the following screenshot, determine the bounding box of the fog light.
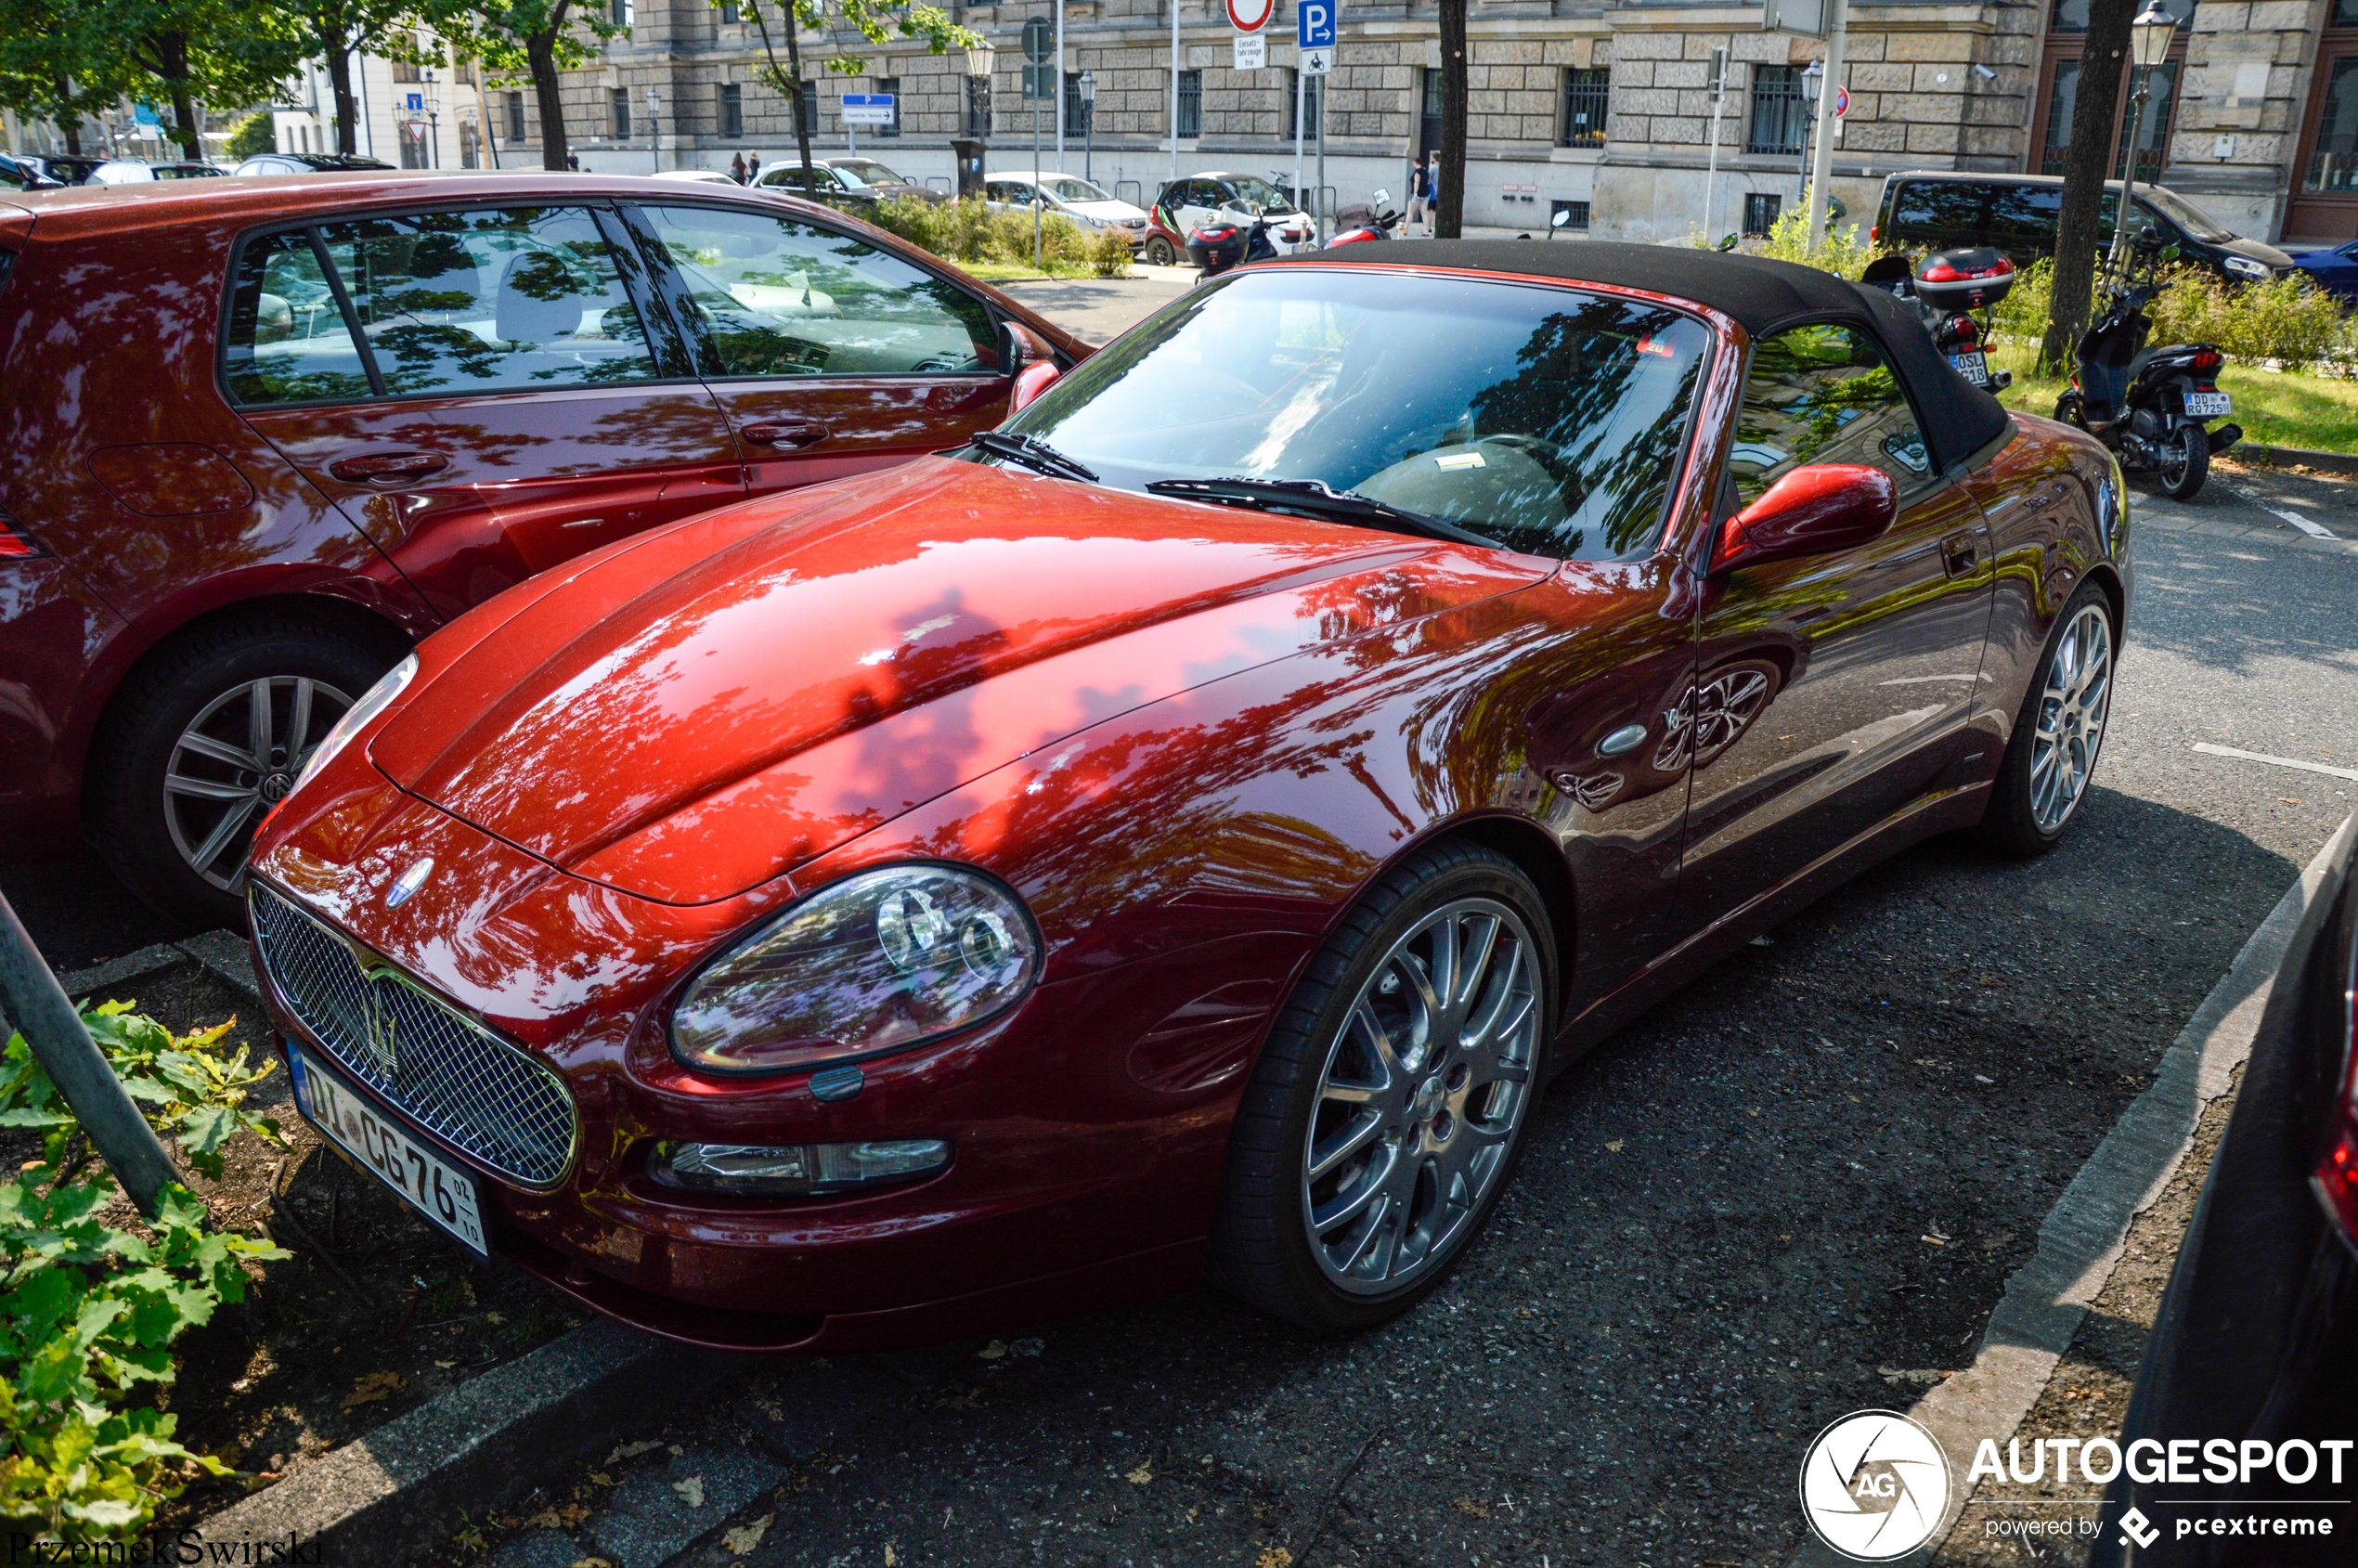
[646,1138,951,1196]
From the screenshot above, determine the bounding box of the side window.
[316,206,658,398]
[634,203,996,379]
[1890,180,1987,239]
[1987,184,2063,253]
[223,227,374,406]
[1731,323,1933,505]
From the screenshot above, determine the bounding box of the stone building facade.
[247,0,2353,246]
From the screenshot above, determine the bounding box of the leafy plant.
[1086,227,1133,279]
[863,196,1089,274]
[224,110,275,160]
[0,1004,287,1540]
[1744,208,1885,281]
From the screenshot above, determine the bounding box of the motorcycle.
[1328,188,1405,247]
[1860,247,2015,395]
[1186,201,1301,278]
[2054,235,2241,502]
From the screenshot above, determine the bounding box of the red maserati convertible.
[246,243,2129,1349]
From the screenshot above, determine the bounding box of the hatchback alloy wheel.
[163,676,354,891]
[2028,602,2111,835]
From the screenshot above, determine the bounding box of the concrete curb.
[48,930,264,1009]
[192,1317,742,1565]
[1785,811,2358,1567]
[2237,441,2358,478]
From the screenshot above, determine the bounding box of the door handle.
[328,450,450,484]
[741,421,831,449]
[1940,531,1980,577]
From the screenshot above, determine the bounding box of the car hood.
[369,459,1550,904]
[2221,235,2295,268]
[1068,200,1147,223]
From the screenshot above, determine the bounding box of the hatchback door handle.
[741,421,831,449]
[1941,531,1979,577]
[329,450,450,484]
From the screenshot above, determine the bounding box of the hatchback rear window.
[1891,181,1989,234]
[223,228,374,405]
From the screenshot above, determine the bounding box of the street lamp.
[1798,58,1824,222]
[2108,0,2180,277]
[422,67,441,169]
[646,85,661,174]
[1079,70,1095,184]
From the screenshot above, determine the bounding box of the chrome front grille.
[251,884,578,1187]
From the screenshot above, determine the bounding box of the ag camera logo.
[1799,1409,1952,1561]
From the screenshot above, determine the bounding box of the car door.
[1675,318,1995,927]
[231,202,745,622]
[622,199,1011,499]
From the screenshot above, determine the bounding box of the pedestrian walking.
[746,153,762,186]
[1406,153,1431,235]
[730,150,747,184]
[1425,159,1443,235]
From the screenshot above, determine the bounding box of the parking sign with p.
[1299,0,1335,48]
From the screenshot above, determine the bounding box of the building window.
[1746,65,1807,156]
[877,75,901,136]
[612,87,631,138]
[1561,68,1609,148]
[1177,69,1201,139]
[1064,71,1084,136]
[1286,70,1320,140]
[1420,66,1442,155]
[393,59,421,84]
[611,0,632,24]
[797,83,817,139]
[719,0,739,18]
[507,90,526,142]
[1743,191,1782,235]
[1550,198,1590,229]
[721,83,743,138]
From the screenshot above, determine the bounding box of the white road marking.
[2230,485,2338,539]
[1783,814,2357,1567]
[2192,741,2358,783]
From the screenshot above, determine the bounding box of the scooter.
[1328,188,1405,247]
[2054,234,2240,502]
[1860,247,2015,394]
[1186,202,1289,278]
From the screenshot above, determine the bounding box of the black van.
[1872,171,2295,284]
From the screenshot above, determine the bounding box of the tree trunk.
[2040,0,2134,374]
[1435,0,1467,239]
[52,77,82,155]
[325,37,358,155]
[527,21,569,170]
[783,6,815,201]
[169,83,199,159]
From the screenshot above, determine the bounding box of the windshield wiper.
[966,429,1098,484]
[1144,476,1500,548]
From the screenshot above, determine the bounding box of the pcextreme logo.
[1799,1409,1953,1561]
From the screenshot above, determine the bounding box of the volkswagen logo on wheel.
[1798,1409,1951,1561]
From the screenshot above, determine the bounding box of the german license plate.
[1949,351,1990,386]
[289,1044,487,1258]
[2183,391,2232,417]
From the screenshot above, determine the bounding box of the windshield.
[833,159,909,188]
[1000,268,1711,562]
[1041,176,1112,203]
[2139,187,2237,244]
[1224,176,1297,214]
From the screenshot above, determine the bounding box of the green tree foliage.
[271,0,471,157]
[716,0,976,202]
[0,1004,287,1542]
[97,0,306,160]
[224,110,275,158]
[0,0,132,155]
[453,0,628,171]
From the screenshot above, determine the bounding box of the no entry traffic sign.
[1227,0,1274,32]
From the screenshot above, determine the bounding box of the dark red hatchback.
[0,174,1085,924]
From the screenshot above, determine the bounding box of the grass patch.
[1988,343,2358,454]
[959,259,1093,283]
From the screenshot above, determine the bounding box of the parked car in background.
[243,241,2126,1352]
[91,159,226,183]
[1156,171,1316,253]
[2295,235,2358,304]
[755,156,947,209]
[0,172,1087,926]
[1872,171,2296,285]
[16,153,108,186]
[650,167,743,186]
[232,152,395,176]
[982,171,1151,249]
[2092,814,2358,1564]
[0,153,60,190]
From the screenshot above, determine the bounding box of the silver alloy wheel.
[2029,603,2112,834]
[1302,897,1542,1294]
[2161,427,2196,490]
[163,676,353,890]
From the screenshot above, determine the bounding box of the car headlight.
[2224,254,2269,279]
[670,863,1041,1073]
[292,652,416,793]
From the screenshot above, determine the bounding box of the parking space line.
[1784,813,2357,1567]
[2192,742,2358,784]
[2229,485,2339,539]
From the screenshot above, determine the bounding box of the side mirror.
[1551,208,1573,229]
[1003,319,1061,411]
[1710,463,1897,575]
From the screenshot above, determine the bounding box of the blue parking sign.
[1298,0,1334,48]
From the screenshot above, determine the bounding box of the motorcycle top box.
[1913,248,2016,312]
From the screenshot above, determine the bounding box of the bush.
[866,197,1089,273]
[1,1004,286,1541]
[1990,256,2356,373]
[224,113,275,161]
[1744,208,1886,281]
[1087,227,1134,278]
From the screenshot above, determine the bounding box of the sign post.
[1703,45,1727,245]
[1300,0,1335,240]
[1079,70,1096,183]
[1023,17,1054,266]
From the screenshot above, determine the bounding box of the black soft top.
[1267,240,2014,474]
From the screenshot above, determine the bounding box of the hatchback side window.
[315,206,658,398]
[223,227,374,406]
[1732,323,1933,504]
[635,203,996,378]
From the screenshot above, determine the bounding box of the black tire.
[1211,840,1557,1332]
[88,616,399,927]
[2159,421,2209,501]
[2054,390,2086,430]
[1977,580,2116,859]
[1142,235,1176,266]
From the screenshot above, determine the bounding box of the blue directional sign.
[840,93,894,125]
[1299,0,1335,49]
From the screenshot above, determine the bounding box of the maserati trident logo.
[360,982,401,1078]
[386,857,434,910]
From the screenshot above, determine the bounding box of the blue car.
[2295,237,2358,304]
